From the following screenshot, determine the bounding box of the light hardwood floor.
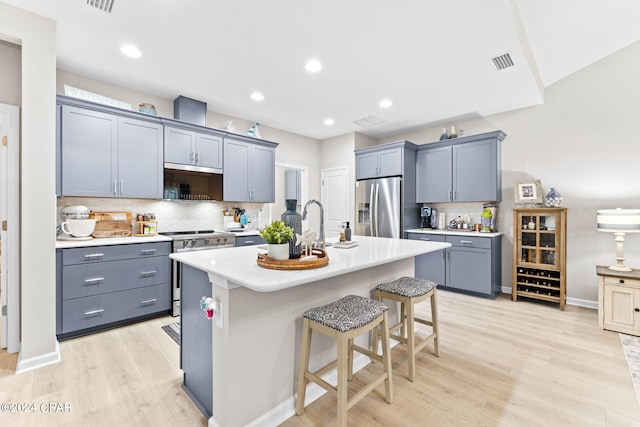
[0,291,638,427]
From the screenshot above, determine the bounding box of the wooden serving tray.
[257,248,329,270]
[90,211,133,238]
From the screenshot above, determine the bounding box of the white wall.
[0,2,58,369]
[379,40,640,305]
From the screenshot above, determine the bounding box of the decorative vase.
[449,126,458,139]
[267,243,289,261]
[439,128,448,141]
[281,199,302,259]
[544,187,563,207]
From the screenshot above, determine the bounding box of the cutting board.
[89,212,133,238]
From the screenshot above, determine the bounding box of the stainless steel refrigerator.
[355,176,403,238]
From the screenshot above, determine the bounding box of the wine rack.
[512,208,567,310]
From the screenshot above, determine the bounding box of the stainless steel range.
[161,230,235,316]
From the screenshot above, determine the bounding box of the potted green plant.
[259,220,294,260]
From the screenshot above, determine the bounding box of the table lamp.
[597,208,640,271]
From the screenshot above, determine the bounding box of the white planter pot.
[268,243,289,261]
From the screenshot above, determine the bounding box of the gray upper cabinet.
[61,105,118,198]
[223,136,277,202]
[164,125,223,171]
[416,130,505,203]
[118,117,164,198]
[356,146,402,180]
[59,98,163,199]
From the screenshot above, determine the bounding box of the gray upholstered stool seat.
[303,294,389,333]
[296,295,393,427]
[374,276,440,381]
[375,276,437,298]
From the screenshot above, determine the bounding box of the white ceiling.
[3,0,640,140]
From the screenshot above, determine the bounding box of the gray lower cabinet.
[223,136,276,202]
[180,264,213,418]
[164,125,223,170]
[235,235,266,246]
[60,100,163,199]
[416,130,505,203]
[407,232,502,297]
[57,242,171,338]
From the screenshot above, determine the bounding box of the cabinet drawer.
[406,233,446,243]
[63,242,171,265]
[445,235,491,249]
[602,276,640,288]
[62,256,169,300]
[235,235,267,246]
[61,283,170,334]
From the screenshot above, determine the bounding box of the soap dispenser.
[344,221,352,241]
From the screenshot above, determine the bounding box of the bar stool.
[295,294,393,427]
[374,277,440,381]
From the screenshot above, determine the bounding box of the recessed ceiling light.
[305,59,322,73]
[120,44,141,58]
[324,118,335,126]
[379,99,392,108]
[250,92,264,101]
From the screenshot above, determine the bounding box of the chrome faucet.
[302,199,325,249]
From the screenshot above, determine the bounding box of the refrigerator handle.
[373,183,380,237]
[368,183,375,235]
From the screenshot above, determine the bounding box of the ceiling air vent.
[86,0,115,13]
[353,115,385,127]
[491,53,514,71]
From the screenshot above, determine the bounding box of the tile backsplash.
[422,202,500,230]
[57,197,267,232]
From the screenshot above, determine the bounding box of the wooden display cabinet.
[512,208,567,310]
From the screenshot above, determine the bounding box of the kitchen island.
[171,235,450,427]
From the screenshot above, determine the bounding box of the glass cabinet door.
[518,212,559,269]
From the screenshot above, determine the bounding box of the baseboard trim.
[16,341,61,374]
[500,287,597,309]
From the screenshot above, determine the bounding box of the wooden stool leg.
[406,298,416,381]
[431,289,440,357]
[380,312,394,404]
[400,301,406,338]
[295,318,312,415]
[336,334,349,427]
[348,338,354,380]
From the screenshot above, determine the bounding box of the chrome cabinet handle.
[120,180,124,195]
[140,270,157,276]
[140,249,157,255]
[84,277,104,284]
[244,240,255,244]
[195,151,200,163]
[460,240,473,244]
[191,151,195,163]
[113,180,117,195]
[141,298,158,305]
[420,237,431,241]
[84,253,105,259]
[449,190,452,201]
[84,309,104,316]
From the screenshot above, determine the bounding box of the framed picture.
[514,180,543,204]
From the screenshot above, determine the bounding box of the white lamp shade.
[597,208,640,233]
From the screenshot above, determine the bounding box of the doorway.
[270,163,308,227]
[321,166,349,239]
[0,103,20,353]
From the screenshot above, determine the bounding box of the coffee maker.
[421,207,433,229]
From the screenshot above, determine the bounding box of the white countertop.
[405,228,503,238]
[170,235,450,292]
[55,234,172,249]
[226,229,261,237]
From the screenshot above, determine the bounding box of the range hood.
[164,161,222,175]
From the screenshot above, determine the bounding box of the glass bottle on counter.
[281,200,302,259]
